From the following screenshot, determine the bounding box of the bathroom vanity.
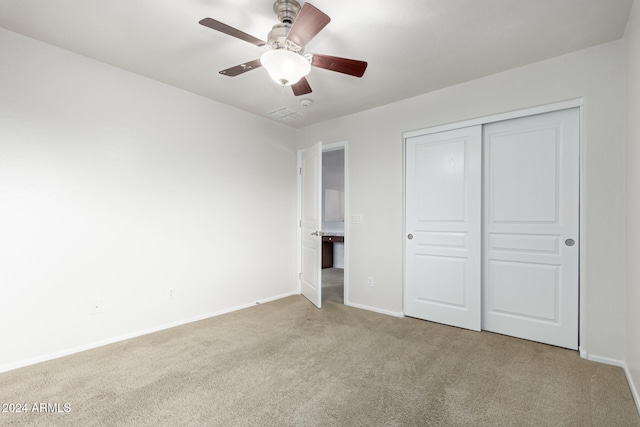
[322,234,344,269]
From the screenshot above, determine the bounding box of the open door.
[300,142,322,307]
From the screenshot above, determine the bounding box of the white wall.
[625,0,640,409]
[0,28,298,372]
[296,41,627,361]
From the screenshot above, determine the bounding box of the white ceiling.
[0,0,634,128]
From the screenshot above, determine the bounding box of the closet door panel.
[404,126,482,331]
[482,108,579,350]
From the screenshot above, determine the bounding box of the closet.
[404,108,579,350]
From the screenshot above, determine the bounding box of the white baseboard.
[579,347,588,360]
[0,291,298,374]
[579,347,625,367]
[345,301,405,318]
[579,347,640,416]
[624,364,640,416]
[256,291,298,305]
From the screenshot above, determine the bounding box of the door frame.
[297,141,349,305]
[403,98,585,352]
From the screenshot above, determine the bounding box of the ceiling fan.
[199,0,368,96]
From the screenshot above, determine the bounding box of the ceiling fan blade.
[219,59,262,77]
[286,3,330,47]
[291,77,312,96]
[311,54,368,77]
[199,18,266,47]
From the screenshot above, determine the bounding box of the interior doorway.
[321,147,345,305]
[298,141,348,308]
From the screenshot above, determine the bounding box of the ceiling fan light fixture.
[260,49,310,86]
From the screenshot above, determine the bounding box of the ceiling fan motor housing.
[273,0,301,24]
[267,23,296,50]
[268,0,303,52]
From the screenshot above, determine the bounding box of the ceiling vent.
[267,107,305,122]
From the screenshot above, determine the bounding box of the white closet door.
[482,108,579,349]
[404,126,482,331]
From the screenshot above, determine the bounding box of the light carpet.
[322,267,344,305]
[0,294,638,426]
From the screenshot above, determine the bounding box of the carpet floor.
[0,293,638,426]
[322,267,344,305]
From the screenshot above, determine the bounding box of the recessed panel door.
[404,126,482,330]
[482,108,579,349]
[300,142,322,308]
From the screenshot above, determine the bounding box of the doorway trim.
[297,140,349,306]
[402,98,586,354]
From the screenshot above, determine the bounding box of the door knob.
[311,231,320,236]
[407,234,414,240]
[565,238,575,247]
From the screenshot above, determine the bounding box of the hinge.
[298,272,302,280]
[299,220,302,228]
[299,167,302,175]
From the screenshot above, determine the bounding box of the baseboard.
[345,301,404,318]
[579,348,640,415]
[255,291,298,305]
[579,346,588,360]
[579,348,625,367]
[624,364,640,416]
[0,291,298,374]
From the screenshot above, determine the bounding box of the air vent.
[267,107,305,122]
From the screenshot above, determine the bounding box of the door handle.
[311,231,321,236]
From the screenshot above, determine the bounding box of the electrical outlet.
[367,277,374,287]
[168,288,175,299]
[91,300,102,315]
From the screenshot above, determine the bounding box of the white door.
[300,142,322,308]
[404,126,482,330]
[482,108,579,349]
